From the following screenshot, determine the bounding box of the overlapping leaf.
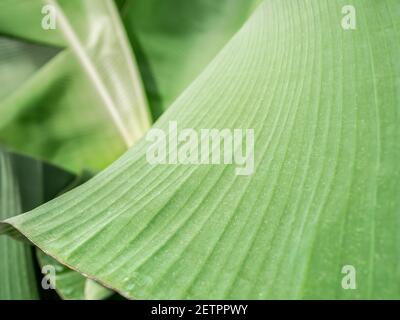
[0,0,151,172]
[0,149,38,299]
[2,0,400,299]
[0,148,112,299]
[0,147,76,299]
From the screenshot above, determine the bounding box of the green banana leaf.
[121,0,262,119]
[0,0,151,173]
[0,149,38,299]
[0,148,112,300]
[2,0,400,299]
[0,147,75,299]
[37,250,112,300]
[35,170,113,300]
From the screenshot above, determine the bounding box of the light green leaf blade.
[121,0,262,118]
[0,149,38,299]
[2,0,400,299]
[0,36,59,101]
[0,148,111,300]
[34,168,113,300]
[0,0,63,47]
[0,147,76,299]
[0,0,151,172]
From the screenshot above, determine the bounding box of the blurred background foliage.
[0,0,260,173]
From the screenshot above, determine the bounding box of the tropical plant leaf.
[0,149,38,299]
[2,0,400,299]
[0,147,76,299]
[0,36,59,101]
[35,170,113,300]
[37,250,112,300]
[121,0,262,118]
[0,147,111,300]
[0,1,62,47]
[0,0,151,173]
